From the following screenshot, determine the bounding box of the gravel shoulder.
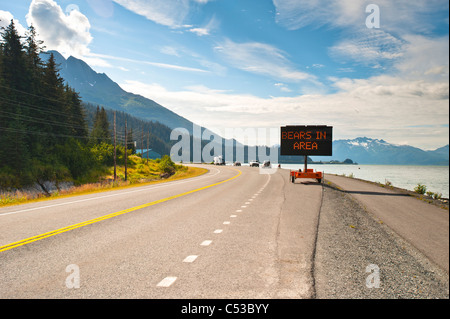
[314,183,449,299]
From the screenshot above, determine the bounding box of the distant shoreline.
[281,162,358,165]
[275,164,449,201]
[278,162,449,166]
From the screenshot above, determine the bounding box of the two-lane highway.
[2,165,448,299]
[0,165,322,298]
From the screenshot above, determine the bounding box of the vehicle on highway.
[261,160,271,168]
[249,160,260,167]
[214,155,225,165]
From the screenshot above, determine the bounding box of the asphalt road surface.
[0,165,448,299]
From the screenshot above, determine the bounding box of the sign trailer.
[280,125,333,183]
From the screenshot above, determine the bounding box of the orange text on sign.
[282,131,327,140]
[293,142,318,150]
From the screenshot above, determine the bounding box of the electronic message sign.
[280,125,333,156]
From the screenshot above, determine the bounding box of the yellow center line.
[0,168,242,253]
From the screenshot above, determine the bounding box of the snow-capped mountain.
[312,137,448,165]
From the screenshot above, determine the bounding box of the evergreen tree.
[90,106,110,144]
[23,24,45,152]
[24,25,44,70]
[40,52,67,144]
[24,24,44,96]
[0,20,30,173]
[99,107,110,142]
[65,85,88,139]
[0,20,28,92]
[127,127,136,154]
[0,21,163,189]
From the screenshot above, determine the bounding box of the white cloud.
[86,0,115,18]
[273,0,344,31]
[272,0,447,33]
[113,0,189,28]
[159,43,227,75]
[274,83,292,92]
[160,46,182,57]
[329,29,405,68]
[112,0,211,28]
[197,58,227,76]
[119,74,448,149]
[0,10,28,36]
[82,56,113,68]
[26,0,93,58]
[273,0,449,73]
[188,15,218,36]
[87,52,210,73]
[188,27,209,36]
[395,34,449,81]
[215,39,315,83]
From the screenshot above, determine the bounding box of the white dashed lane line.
[200,240,212,246]
[183,255,198,263]
[157,276,177,287]
[157,173,271,288]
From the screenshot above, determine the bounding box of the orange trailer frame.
[289,155,323,183]
[290,169,323,183]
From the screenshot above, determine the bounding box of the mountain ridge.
[312,137,448,165]
[42,50,195,133]
[42,51,448,165]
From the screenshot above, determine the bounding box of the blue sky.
[1,0,449,149]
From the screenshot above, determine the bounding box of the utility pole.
[304,155,308,173]
[146,130,150,164]
[141,128,144,159]
[113,111,117,181]
[125,119,128,181]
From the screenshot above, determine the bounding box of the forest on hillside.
[0,20,173,191]
[83,103,174,156]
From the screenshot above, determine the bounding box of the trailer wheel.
[317,178,322,184]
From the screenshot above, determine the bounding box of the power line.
[0,109,88,132]
[0,125,137,145]
[0,85,155,146]
[0,83,69,105]
[0,125,94,140]
[0,96,84,120]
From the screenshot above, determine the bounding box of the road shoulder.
[314,183,449,298]
[324,174,449,273]
[275,170,323,298]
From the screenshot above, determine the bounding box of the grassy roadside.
[0,156,208,208]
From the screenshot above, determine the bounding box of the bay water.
[277,164,449,199]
